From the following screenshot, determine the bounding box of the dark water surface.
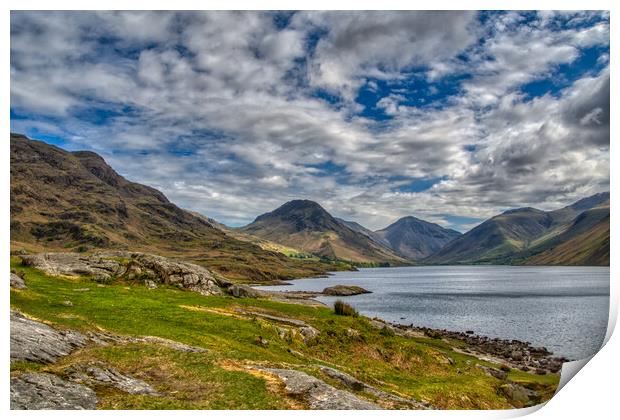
[257,266,610,360]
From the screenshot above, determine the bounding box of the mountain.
[523,205,609,266]
[240,200,406,264]
[10,133,343,282]
[335,218,391,248]
[374,216,462,260]
[427,194,610,266]
[523,214,609,266]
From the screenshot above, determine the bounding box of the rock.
[86,331,208,353]
[476,364,508,380]
[345,328,360,338]
[128,253,223,296]
[321,285,371,296]
[255,335,269,347]
[20,252,124,279]
[19,251,226,296]
[62,300,74,307]
[319,366,366,391]
[228,284,263,298]
[145,280,157,289]
[259,368,380,409]
[66,362,159,395]
[318,365,431,409]
[299,326,320,343]
[11,373,97,410]
[10,272,26,289]
[139,336,208,353]
[11,311,86,364]
[499,383,536,407]
[239,310,310,327]
[287,348,305,358]
[276,326,291,340]
[510,350,524,361]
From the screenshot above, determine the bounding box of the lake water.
[257,266,610,360]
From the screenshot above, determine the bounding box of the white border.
[2,2,616,419]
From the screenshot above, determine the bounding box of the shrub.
[379,326,395,337]
[334,300,358,317]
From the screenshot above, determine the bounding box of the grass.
[10,256,560,409]
[334,300,358,317]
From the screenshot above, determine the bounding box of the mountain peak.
[243,200,404,263]
[375,215,461,260]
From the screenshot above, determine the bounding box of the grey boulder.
[11,373,97,410]
[259,368,380,410]
[11,311,87,364]
[10,272,26,289]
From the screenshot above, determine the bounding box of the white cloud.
[10,11,610,231]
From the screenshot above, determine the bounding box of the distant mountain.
[335,218,391,248]
[374,216,462,260]
[240,200,406,264]
[10,134,341,282]
[427,193,610,266]
[523,210,609,266]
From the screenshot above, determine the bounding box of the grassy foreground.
[10,257,559,409]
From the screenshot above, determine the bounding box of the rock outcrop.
[20,252,124,279]
[11,373,98,410]
[228,284,264,298]
[66,363,159,395]
[318,365,430,409]
[321,285,371,296]
[19,251,225,295]
[10,272,26,289]
[257,368,380,410]
[11,311,87,364]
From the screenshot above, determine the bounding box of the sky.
[10,11,610,232]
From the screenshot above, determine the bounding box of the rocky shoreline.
[368,319,569,374]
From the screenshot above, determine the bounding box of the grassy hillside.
[10,134,347,283]
[427,197,610,266]
[523,215,609,266]
[10,257,559,409]
[427,208,554,264]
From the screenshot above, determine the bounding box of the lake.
[257,265,610,361]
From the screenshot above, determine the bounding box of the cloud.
[293,11,478,99]
[10,11,610,231]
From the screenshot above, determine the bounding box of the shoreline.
[256,287,572,374]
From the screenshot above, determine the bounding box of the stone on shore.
[322,285,371,296]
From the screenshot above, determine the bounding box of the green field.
[10,257,559,409]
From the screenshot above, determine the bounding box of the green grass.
[10,256,559,409]
[334,300,358,317]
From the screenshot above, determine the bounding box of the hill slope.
[523,207,609,266]
[375,216,462,260]
[10,134,343,282]
[240,200,406,264]
[427,195,610,266]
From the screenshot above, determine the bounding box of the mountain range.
[427,193,609,265]
[9,134,346,282]
[10,133,610,275]
[240,200,406,265]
